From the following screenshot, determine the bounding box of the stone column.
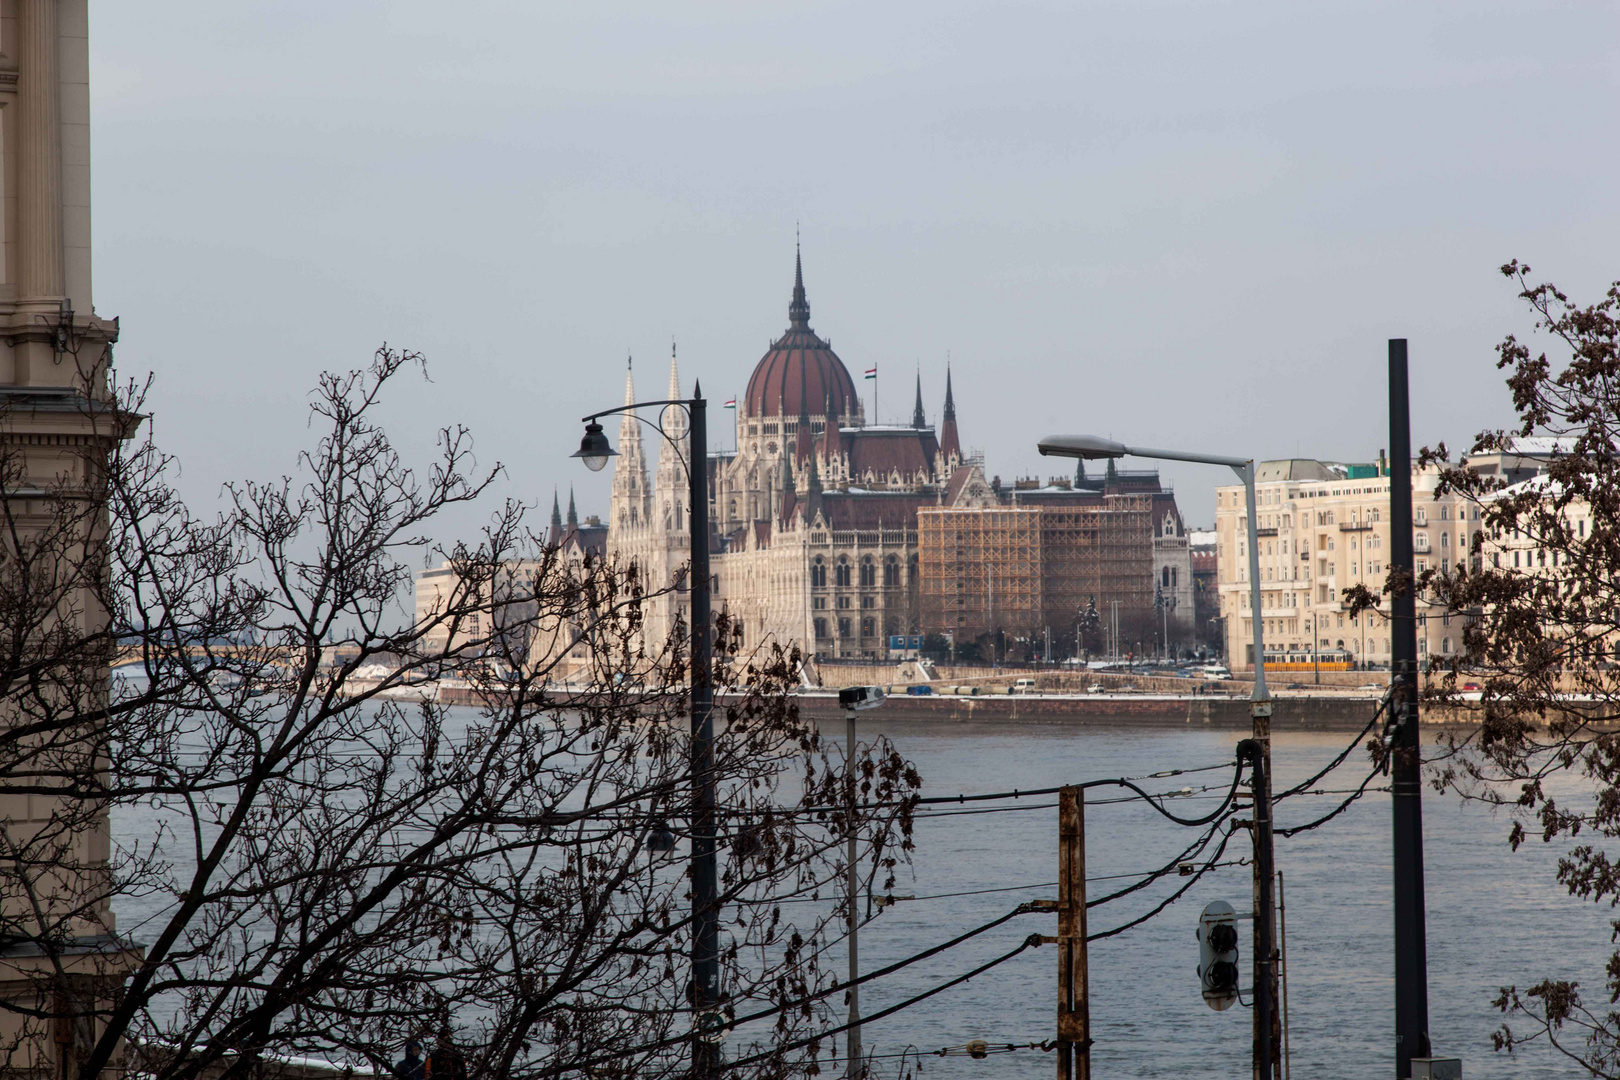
[18,0,62,301]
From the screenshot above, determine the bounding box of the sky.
[88,2,1620,546]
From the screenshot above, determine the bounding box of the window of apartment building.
[1416,508,1427,525]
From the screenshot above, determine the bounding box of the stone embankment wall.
[793,692,1388,730]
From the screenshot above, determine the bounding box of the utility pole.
[1056,786,1091,1079]
[1388,340,1433,1076]
[837,686,886,1079]
[1238,739,1276,1080]
[1311,615,1319,685]
[846,705,860,1078]
[687,390,721,1078]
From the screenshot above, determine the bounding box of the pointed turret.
[911,372,926,429]
[610,355,650,532]
[939,364,961,460]
[655,342,690,531]
[1075,458,1086,484]
[663,342,688,442]
[567,487,579,529]
[549,489,563,542]
[822,389,841,480]
[788,240,811,330]
[806,451,823,522]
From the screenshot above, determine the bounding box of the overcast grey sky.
[89,2,1620,542]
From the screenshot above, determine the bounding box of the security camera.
[837,686,886,712]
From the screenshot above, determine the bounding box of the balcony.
[1339,522,1373,532]
[1255,527,1279,537]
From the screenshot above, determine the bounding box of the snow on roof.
[1187,529,1217,546]
[1503,436,1580,456]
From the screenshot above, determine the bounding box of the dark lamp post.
[574,388,717,1077]
[572,421,617,472]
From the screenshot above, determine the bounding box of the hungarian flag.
[864,366,877,380]
[723,398,736,409]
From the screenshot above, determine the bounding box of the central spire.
[788,239,811,330]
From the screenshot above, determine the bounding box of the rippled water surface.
[832,719,1606,1078]
[110,700,1607,1077]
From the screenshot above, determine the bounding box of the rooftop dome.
[744,248,859,419]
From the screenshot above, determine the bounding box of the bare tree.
[1390,263,1620,1076]
[0,348,920,1079]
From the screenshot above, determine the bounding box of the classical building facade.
[0,3,137,1074]
[1214,459,1478,669]
[606,251,994,660]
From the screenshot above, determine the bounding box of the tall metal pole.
[1239,463,1277,1078]
[1388,340,1432,1076]
[688,389,720,1078]
[845,706,861,1078]
[1057,786,1091,1080]
[1239,739,1275,1080]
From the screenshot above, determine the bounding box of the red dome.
[746,329,859,419]
[744,249,860,419]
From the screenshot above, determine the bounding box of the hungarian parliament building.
[415,251,1198,670]
[606,250,998,661]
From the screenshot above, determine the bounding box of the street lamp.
[575,385,720,1076]
[572,420,615,472]
[1038,433,1277,1079]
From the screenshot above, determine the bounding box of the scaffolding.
[1041,495,1156,649]
[918,496,1157,650]
[918,508,1043,640]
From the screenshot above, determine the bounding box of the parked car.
[1012,678,1038,694]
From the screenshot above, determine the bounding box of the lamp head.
[1038,434,1127,460]
[573,420,616,472]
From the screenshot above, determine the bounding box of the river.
[824,719,1606,1078]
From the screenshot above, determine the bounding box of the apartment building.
[1214,459,1478,669]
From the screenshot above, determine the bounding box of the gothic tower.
[610,357,650,531]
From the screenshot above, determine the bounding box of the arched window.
[883,558,900,587]
[838,617,851,637]
[836,558,852,587]
[811,558,826,588]
[859,557,876,587]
